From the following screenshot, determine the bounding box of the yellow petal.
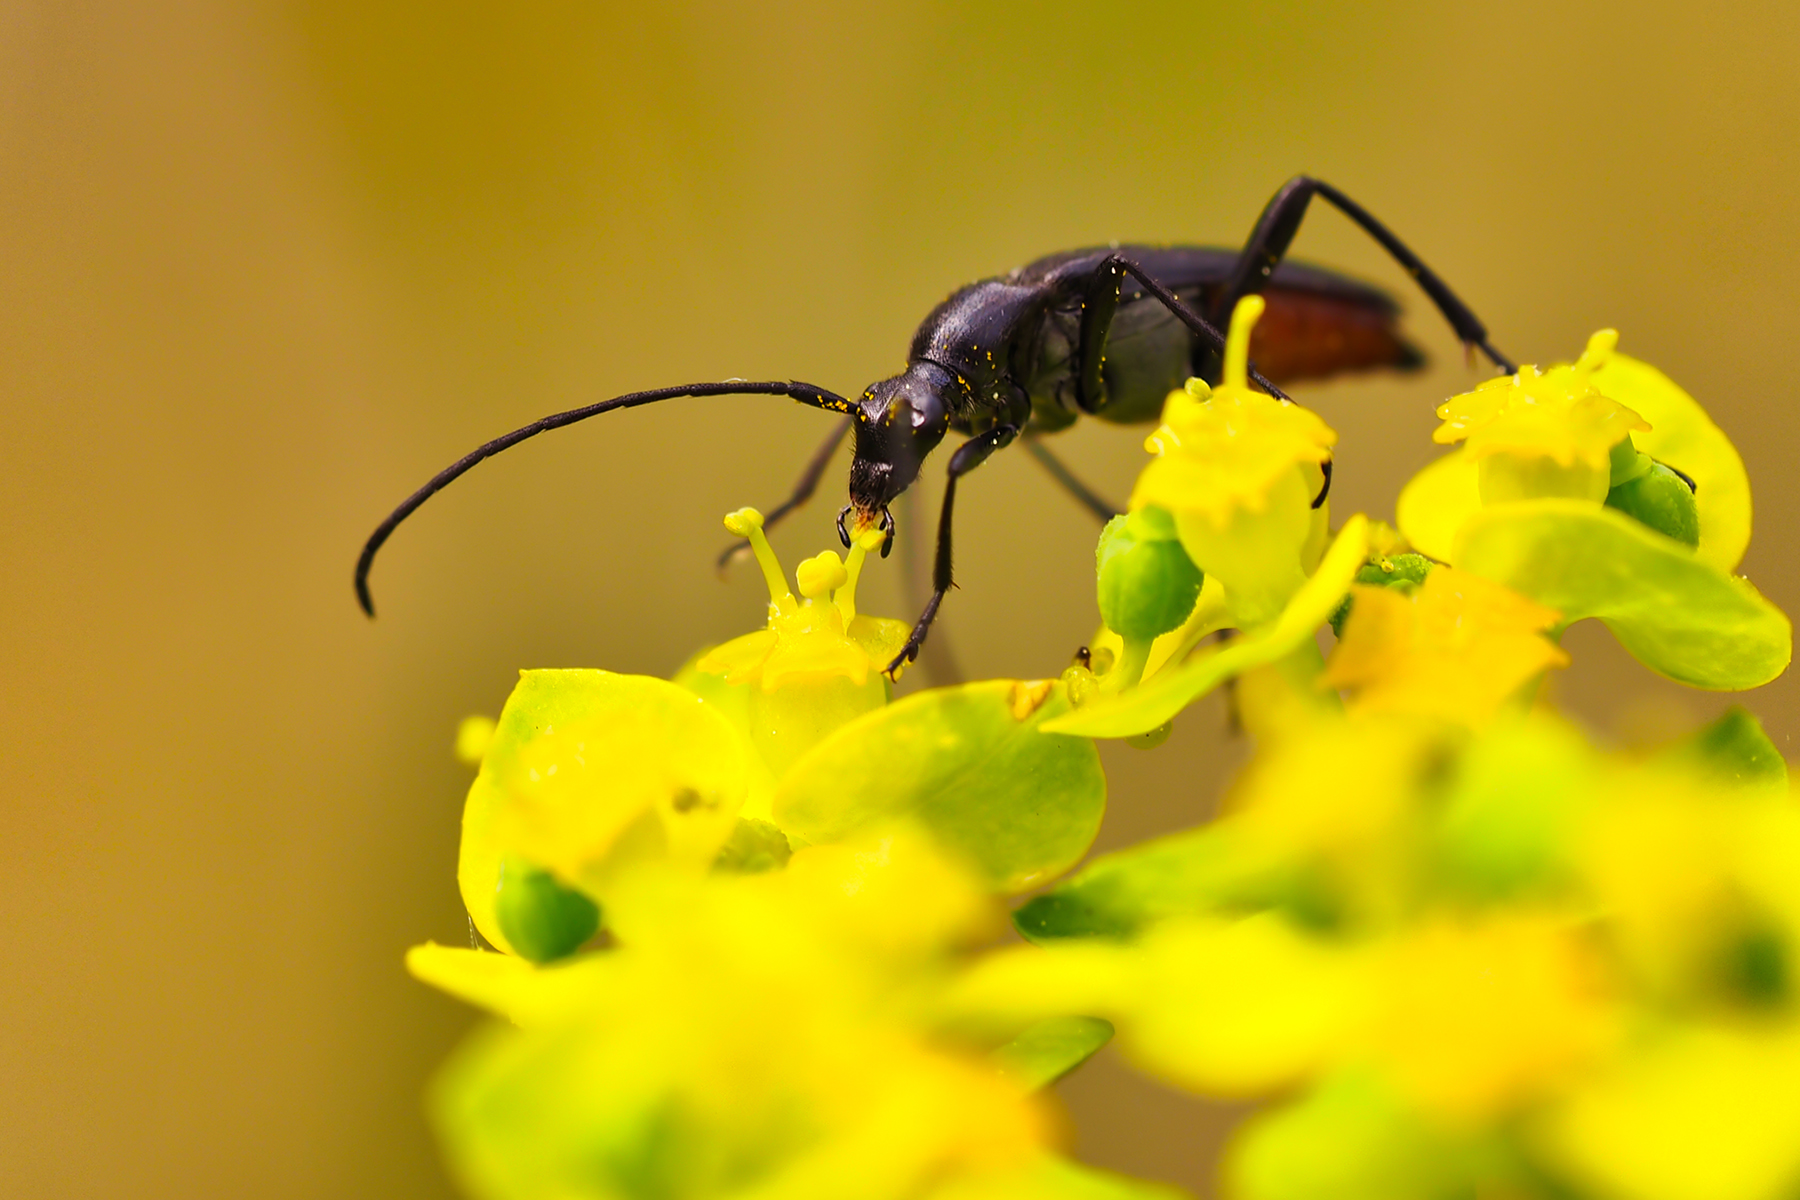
[1395,449,1482,563]
[1538,1025,1800,1200]
[1322,567,1569,726]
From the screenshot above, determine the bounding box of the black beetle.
[355,177,1512,675]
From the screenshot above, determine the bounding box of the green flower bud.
[1096,507,1204,641]
[1328,553,1435,636]
[1605,461,1699,548]
[493,857,600,963]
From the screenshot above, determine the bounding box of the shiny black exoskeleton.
[355,177,1515,677]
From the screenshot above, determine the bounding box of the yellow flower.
[1539,1024,1800,1200]
[1361,912,1618,1124]
[1131,295,1337,625]
[684,507,910,776]
[946,912,1370,1098]
[452,507,1112,959]
[452,511,917,958]
[1433,329,1650,504]
[1321,566,1570,726]
[1576,767,1800,1007]
[413,832,1063,1200]
[457,668,763,957]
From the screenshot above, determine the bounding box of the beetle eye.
[908,391,947,434]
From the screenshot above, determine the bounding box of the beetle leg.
[1093,255,1292,402]
[1073,262,1124,414]
[898,488,963,686]
[1023,433,1119,523]
[885,423,1021,679]
[716,415,854,572]
[1219,176,1515,373]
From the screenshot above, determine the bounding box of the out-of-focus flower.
[412,832,1172,1200]
[1322,566,1569,725]
[966,704,1799,1200]
[1364,911,1618,1122]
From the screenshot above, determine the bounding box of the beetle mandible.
[354,177,1514,676]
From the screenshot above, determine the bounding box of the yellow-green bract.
[1455,501,1790,690]
[775,679,1105,894]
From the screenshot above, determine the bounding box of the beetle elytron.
[355,177,1513,675]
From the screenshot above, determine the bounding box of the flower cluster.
[415,832,1138,1200]
[409,300,1794,1200]
[970,704,1796,1200]
[1054,307,1787,743]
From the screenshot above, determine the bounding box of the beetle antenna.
[354,380,852,616]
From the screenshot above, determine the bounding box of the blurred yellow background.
[5,1,1798,1195]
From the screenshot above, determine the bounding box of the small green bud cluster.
[1329,553,1435,636]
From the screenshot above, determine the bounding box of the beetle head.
[841,362,953,552]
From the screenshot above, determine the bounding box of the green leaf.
[991,1016,1115,1089]
[1044,516,1369,738]
[1455,501,1790,691]
[1013,826,1238,943]
[1593,352,1752,571]
[1658,706,1789,792]
[774,680,1106,893]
